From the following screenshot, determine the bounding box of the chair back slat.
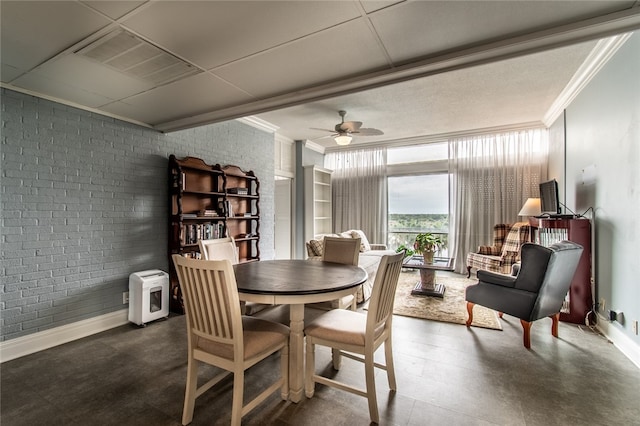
[367,252,404,328]
[172,255,242,346]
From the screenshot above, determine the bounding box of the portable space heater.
[128,270,169,326]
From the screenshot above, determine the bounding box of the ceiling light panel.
[75,29,200,86]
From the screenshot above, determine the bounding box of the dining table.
[233,259,368,403]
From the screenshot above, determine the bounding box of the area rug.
[386,271,502,330]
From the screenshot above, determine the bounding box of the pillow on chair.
[348,230,371,252]
[307,239,324,257]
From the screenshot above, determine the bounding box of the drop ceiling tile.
[370,1,632,64]
[1,63,24,82]
[0,1,111,76]
[360,1,403,14]
[121,0,361,69]
[100,73,254,126]
[11,72,116,110]
[80,0,148,20]
[214,19,390,99]
[12,54,154,107]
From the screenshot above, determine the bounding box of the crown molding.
[302,139,325,154]
[543,32,633,126]
[236,115,280,133]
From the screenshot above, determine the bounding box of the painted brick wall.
[0,89,274,341]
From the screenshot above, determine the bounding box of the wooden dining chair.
[304,251,404,424]
[198,236,239,264]
[199,237,270,315]
[172,255,289,426]
[318,236,361,311]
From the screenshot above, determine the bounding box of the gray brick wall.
[0,88,274,341]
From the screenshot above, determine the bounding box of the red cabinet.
[528,218,592,324]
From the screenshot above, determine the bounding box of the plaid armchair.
[466,223,532,278]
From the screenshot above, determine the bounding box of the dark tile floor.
[2,284,639,426]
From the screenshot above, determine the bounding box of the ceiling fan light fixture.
[334,134,352,145]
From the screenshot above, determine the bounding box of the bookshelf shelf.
[304,165,333,242]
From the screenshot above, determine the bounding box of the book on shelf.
[225,200,234,217]
[199,209,219,217]
[182,251,202,259]
[180,222,225,245]
[227,187,248,195]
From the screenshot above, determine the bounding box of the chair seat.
[308,294,355,311]
[196,316,289,360]
[466,253,503,271]
[305,307,383,347]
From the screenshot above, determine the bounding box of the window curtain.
[325,147,387,245]
[448,128,549,274]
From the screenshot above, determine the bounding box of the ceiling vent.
[75,29,200,86]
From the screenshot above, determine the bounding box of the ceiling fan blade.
[310,127,336,133]
[313,134,335,140]
[353,128,384,136]
[338,121,362,132]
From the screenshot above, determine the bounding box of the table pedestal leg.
[411,269,446,298]
[288,304,304,402]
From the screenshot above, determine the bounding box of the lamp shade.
[518,198,541,216]
[334,134,352,145]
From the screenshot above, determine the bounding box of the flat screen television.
[539,179,561,215]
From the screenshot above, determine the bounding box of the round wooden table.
[233,259,367,403]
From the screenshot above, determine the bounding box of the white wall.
[562,32,639,353]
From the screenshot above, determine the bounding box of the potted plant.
[396,244,415,258]
[414,233,444,263]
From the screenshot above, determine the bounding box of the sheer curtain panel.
[325,148,387,245]
[448,129,548,274]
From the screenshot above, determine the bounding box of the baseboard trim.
[596,313,640,370]
[0,309,129,363]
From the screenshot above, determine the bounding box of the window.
[387,143,448,164]
[388,173,449,255]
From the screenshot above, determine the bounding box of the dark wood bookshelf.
[168,156,260,313]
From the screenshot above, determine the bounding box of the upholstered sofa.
[306,230,396,304]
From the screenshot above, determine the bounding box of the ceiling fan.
[312,110,384,145]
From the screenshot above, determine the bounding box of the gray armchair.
[465,241,584,349]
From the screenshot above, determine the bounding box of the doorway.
[274,178,293,259]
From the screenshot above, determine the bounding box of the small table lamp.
[518,198,541,217]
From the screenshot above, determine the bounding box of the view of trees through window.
[388,174,449,255]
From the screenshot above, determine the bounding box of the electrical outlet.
[599,298,605,313]
[123,291,129,304]
[633,320,638,335]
